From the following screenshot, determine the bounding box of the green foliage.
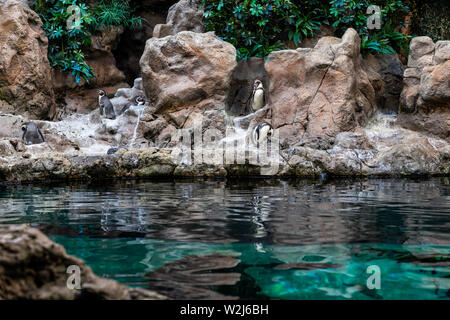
[34,0,143,83]
[330,0,410,55]
[202,0,329,60]
[202,0,411,60]
[410,0,450,41]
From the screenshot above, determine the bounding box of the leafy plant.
[329,0,410,55]
[33,0,143,83]
[202,0,411,59]
[202,0,329,60]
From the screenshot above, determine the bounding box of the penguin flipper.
[38,128,45,143]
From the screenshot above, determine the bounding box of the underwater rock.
[0,0,56,120]
[398,37,450,141]
[0,224,166,300]
[265,28,377,149]
[153,0,204,38]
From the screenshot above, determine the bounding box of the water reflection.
[0,178,449,245]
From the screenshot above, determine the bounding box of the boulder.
[0,224,166,299]
[153,0,204,38]
[52,25,128,119]
[0,0,55,119]
[265,28,377,149]
[140,31,236,145]
[363,52,404,112]
[398,37,450,141]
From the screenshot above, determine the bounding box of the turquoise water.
[0,178,449,299]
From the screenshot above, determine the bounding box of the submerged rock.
[0,224,166,300]
[0,113,448,183]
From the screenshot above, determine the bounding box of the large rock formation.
[363,52,404,112]
[152,0,204,38]
[226,57,268,116]
[0,224,166,299]
[265,28,377,149]
[53,25,129,118]
[140,31,237,146]
[0,0,55,119]
[398,37,450,141]
[0,112,449,182]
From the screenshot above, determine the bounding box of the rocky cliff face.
[139,31,237,147]
[53,25,129,119]
[0,0,55,120]
[398,37,450,141]
[152,0,204,38]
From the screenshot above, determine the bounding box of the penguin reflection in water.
[251,122,273,148]
[22,122,45,145]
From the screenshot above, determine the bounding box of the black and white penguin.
[250,79,265,112]
[21,122,45,145]
[98,89,116,120]
[118,96,146,116]
[251,122,273,147]
[107,147,128,155]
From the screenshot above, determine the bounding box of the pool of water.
[0,178,449,299]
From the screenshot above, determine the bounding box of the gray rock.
[153,0,204,38]
[399,37,450,141]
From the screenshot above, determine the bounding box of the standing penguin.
[22,122,45,145]
[251,122,273,147]
[250,79,265,112]
[119,96,146,116]
[98,90,116,119]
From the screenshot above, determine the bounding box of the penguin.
[250,79,265,112]
[107,147,128,155]
[251,122,273,147]
[118,96,146,116]
[98,90,116,119]
[21,122,45,145]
